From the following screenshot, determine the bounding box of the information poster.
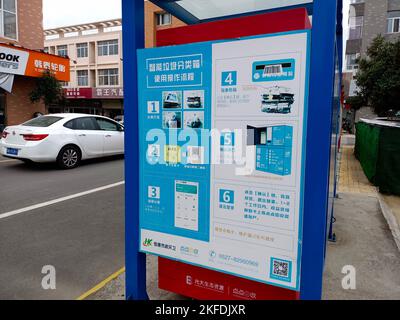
[138,31,310,291]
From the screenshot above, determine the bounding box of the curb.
[76,267,125,300]
[378,194,400,252]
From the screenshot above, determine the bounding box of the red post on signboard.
[156,8,311,301]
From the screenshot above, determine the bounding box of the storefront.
[0,43,70,129]
[48,87,124,120]
[0,93,5,131]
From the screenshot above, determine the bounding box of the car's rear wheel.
[57,145,81,169]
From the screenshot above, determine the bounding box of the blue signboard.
[137,30,311,291]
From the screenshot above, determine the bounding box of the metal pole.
[122,0,148,300]
[300,0,339,300]
[328,0,344,243]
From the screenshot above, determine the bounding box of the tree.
[29,70,66,106]
[353,35,400,116]
[346,95,365,111]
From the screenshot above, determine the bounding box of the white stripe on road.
[0,159,18,163]
[0,181,125,220]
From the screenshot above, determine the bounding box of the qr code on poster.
[270,258,292,282]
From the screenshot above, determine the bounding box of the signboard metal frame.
[122,0,343,300]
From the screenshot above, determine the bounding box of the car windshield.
[22,116,63,127]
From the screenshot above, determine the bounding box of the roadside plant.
[29,69,66,106]
[352,35,400,116]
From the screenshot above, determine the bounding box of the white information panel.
[138,31,310,290]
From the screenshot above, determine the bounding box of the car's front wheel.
[57,145,81,169]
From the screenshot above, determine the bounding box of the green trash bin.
[355,120,400,195]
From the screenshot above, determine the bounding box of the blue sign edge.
[137,28,312,292]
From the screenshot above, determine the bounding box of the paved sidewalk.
[379,194,400,251]
[87,145,400,300]
[338,146,400,251]
[338,146,377,195]
[88,255,185,300]
[89,196,400,300]
[323,193,400,300]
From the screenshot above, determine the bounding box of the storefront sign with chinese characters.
[92,87,124,99]
[0,43,70,82]
[64,87,124,100]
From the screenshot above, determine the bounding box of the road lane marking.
[0,159,18,163]
[76,267,126,300]
[0,181,125,220]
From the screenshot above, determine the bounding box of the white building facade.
[44,19,124,119]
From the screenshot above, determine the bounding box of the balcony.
[349,27,363,40]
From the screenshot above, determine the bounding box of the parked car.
[0,114,124,169]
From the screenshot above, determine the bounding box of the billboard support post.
[122,0,148,300]
[300,0,339,300]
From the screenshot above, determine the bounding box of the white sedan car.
[0,114,124,169]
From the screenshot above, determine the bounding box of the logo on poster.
[186,276,193,285]
[143,238,153,247]
[180,246,199,257]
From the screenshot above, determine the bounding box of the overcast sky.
[43,0,122,29]
[44,0,349,30]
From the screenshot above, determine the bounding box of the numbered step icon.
[221,71,237,87]
[148,101,160,114]
[220,132,235,146]
[219,189,235,204]
[148,186,161,200]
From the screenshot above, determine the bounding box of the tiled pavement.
[338,146,377,195]
[88,144,400,300]
[338,145,400,251]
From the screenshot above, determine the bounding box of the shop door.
[0,93,6,131]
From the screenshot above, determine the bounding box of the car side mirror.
[119,126,124,132]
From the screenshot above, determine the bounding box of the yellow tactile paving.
[338,146,377,195]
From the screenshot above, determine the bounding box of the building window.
[60,81,69,88]
[77,43,88,58]
[156,12,172,26]
[387,15,400,34]
[0,0,17,40]
[77,70,89,87]
[98,69,119,86]
[346,53,360,71]
[98,40,118,56]
[44,47,49,54]
[57,45,68,57]
[349,16,363,39]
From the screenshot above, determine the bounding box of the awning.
[150,0,313,24]
[0,43,70,85]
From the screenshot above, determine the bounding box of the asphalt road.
[0,155,125,300]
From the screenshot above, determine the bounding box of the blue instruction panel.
[138,30,311,291]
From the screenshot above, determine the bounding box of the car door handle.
[79,134,87,137]
[105,135,112,138]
